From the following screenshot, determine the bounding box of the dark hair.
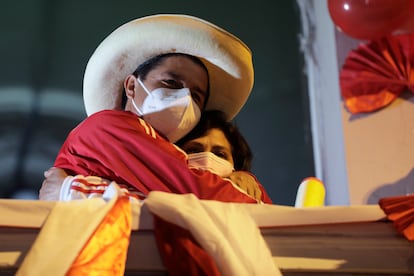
[176,110,253,171]
[121,53,209,108]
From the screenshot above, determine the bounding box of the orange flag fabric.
[17,184,132,276]
[67,196,131,275]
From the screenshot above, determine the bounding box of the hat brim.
[83,14,254,120]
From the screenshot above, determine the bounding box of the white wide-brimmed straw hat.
[83,14,254,120]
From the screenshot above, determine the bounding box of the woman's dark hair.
[121,53,209,108]
[176,110,253,171]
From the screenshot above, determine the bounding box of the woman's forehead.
[193,129,231,148]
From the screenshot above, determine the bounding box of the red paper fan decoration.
[378,194,414,241]
[340,33,414,114]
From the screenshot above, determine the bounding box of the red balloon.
[328,0,413,40]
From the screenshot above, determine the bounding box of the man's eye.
[190,92,202,107]
[163,79,181,88]
[191,92,201,102]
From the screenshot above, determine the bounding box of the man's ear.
[124,75,137,99]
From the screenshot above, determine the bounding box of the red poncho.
[54,110,272,204]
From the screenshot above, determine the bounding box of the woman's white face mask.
[131,78,201,143]
[187,152,235,177]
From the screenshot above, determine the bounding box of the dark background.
[0,0,314,205]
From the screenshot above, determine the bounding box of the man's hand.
[227,171,262,201]
[38,167,68,200]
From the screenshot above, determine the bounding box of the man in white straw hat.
[39,14,261,203]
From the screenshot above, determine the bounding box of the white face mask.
[131,78,201,143]
[187,152,235,177]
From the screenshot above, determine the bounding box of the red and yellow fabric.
[67,196,131,275]
[54,109,271,204]
[17,188,132,276]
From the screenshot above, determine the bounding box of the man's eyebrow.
[165,71,181,79]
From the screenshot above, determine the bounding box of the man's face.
[139,55,209,111]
